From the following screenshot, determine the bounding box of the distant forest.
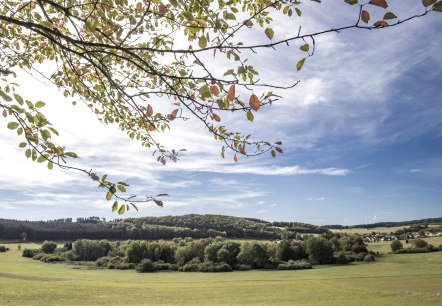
[323,217,442,229]
[0,214,329,241]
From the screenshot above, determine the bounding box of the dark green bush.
[22,248,41,258]
[277,260,312,270]
[41,241,57,254]
[364,254,374,262]
[0,245,9,252]
[136,259,156,273]
[390,240,403,252]
[154,262,172,271]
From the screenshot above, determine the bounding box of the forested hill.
[0,214,328,241]
[323,217,442,229]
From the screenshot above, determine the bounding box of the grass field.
[1,242,442,305]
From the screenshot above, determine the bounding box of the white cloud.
[307,197,326,201]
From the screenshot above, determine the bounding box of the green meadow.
[1,239,442,306]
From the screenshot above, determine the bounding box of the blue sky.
[0,1,441,225]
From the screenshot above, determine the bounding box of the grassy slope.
[0,241,441,305]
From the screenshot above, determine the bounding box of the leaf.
[19,142,27,148]
[154,200,164,207]
[25,149,31,158]
[7,122,19,130]
[112,201,118,212]
[118,204,126,215]
[434,2,442,11]
[271,150,276,157]
[249,94,260,111]
[297,58,306,71]
[13,93,24,105]
[2,110,6,118]
[36,155,46,163]
[373,20,388,27]
[169,109,179,120]
[300,44,309,52]
[295,8,302,16]
[369,0,388,9]
[136,2,142,13]
[227,85,235,101]
[65,152,78,158]
[117,185,126,192]
[422,0,437,7]
[246,111,254,122]
[159,3,168,15]
[345,0,358,5]
[146,104,153,117]
[265,28,274,40]
[198,36,207,49]
[243,20,253,28]
[361,10,370,23]
[106,190,113,201]
[35,101,45,108]
[47,162,53,170]
[383,12,397,20]
[275,147,283,154]
[212,113,221,122]
[210,85,220,96]
[233,154,238,162]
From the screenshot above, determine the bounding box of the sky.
[0,1,441,225]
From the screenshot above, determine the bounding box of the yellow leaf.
[136,2,142,13]
[243,20,253,28]
[373,20,388,27]
[422,0,436,7]
[212,113,221,122]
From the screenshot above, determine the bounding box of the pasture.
[1,241,442,305]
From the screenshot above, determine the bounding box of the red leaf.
[169,109,179,120]
[233,154,238,162]
[227,85,235,102]
[146,104,153,117]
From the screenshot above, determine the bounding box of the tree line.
[0,214,329,241]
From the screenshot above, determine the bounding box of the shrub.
[41,241,57,254]
[154,262,172,271]
[390,240,403,252]
[136,259,156,273]
[95,256,111,267]
[22,248,41,258]
[334,252,350,264]
[0,245,9,252]
[234,264,251,271]
[364,254,374,262]
[277,260,312,270]
[412,239,428,249]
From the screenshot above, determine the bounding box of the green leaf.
[265,28,274,40]
[295,8,302,17]
[65,152,78,158]
[154,200,164,207]
[271,150,276,157]
[433,1,442,11]
[297,58,306,71]
[383,12,397,20]
[300,44,310,52]
[198,36,207,48]
[18,142,27,148]
[13,93,24,105]
[7,122,19,130]
[106,190,113,201]
[47,162,54,170]
[25,149,31,158]
[35,101,46,108]
[156,193,169,197]
[112,201,118,212]
[246,111,254,122]
[117,185,126,192]
[37,155,46,163]
[345,0,358,5]
[118,204,126,215]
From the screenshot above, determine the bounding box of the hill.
[323,217,442,229]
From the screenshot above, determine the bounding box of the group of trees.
[0,214,330,241]
[23,233,377,272]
